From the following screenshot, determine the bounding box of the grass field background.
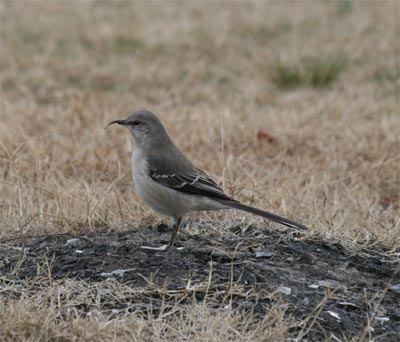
[0,1,399,340]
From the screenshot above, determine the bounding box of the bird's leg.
[140,217,182,252]
[168,217,178,230]
[168,216,182,248]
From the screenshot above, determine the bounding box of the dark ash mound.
[1,225,399,341]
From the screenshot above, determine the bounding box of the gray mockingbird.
[107,110,308,250]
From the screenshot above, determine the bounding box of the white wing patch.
[175,174,200,189]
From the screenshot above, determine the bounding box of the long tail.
[218,200,308,230]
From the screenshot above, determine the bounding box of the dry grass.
[0,272,295,342]
[1,1,399,341]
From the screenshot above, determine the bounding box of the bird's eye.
[131,120,141,126]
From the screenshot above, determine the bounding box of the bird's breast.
[131,151,175,216]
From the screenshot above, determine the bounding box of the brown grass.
[1,1,399,340]
[0,272,295,341]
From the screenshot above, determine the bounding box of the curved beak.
[105,119,128,129]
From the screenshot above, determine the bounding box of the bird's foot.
[140,244,184,252]
[140,244,169,251]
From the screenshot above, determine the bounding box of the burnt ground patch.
[1,225,399,341]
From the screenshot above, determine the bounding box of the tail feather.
[219,200,308,230]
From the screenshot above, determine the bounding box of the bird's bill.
[105,119,128,129]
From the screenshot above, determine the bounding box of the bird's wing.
[145,148,235,201]
[148,167,233,201]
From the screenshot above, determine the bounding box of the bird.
[107,110,308,251]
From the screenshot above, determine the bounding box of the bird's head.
[106,110,168,147]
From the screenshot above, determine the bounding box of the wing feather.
[149,169,233,201]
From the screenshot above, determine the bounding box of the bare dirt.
[1,225,399,341]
